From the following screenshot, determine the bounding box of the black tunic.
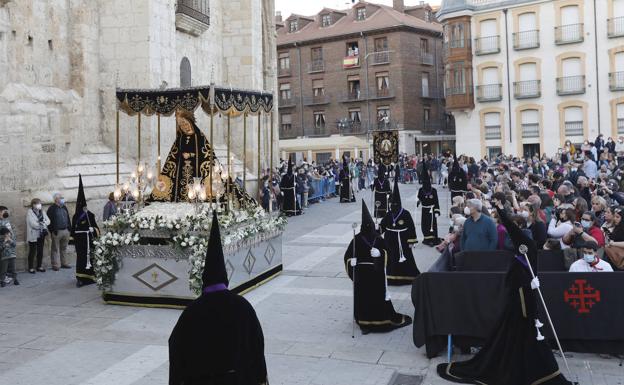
[344,233,411,332]
[279,173,301,216]
[372,178,391,218]
[437,207,572,385]
[448,168,467,199]
[339,169,355,203]
[71,211,99,285]
[380,209,420,285]
[169,290,268,385]
[417,187,441,242]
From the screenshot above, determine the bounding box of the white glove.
[530,277,540,290]
[370,247,381,258]
[350,258,357,267]
[89,227,94,233]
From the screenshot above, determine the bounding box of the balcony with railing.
[445,85,474,110]
[421,53,434,65]
[618,118,624,134]
[308,60,324,73]
[421,87,441,99]
[475,84,502,102]
[564,121,584,137]
[422,118,456,135]
[337,121,365,135]
[370,51,390,65]
[279,125,298,139]
[609,72,624,91]
[513,30,540,50]
[303,94,330,106]
[341,90,364,102]
[521,123,540,138]
[474,35,500,55]
[307,124,335,137]
[175,0,210,36]
[608,17,624,38]
[278,67,291,77]
[557,75,585,96]
[371,88,395,100]
[484,124,502,140]
[513,80,541,99]
[555,23,584,45]
[279,95,297,108]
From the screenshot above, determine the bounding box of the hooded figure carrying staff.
[417,162,442,247]
[169,212,268,385]
[280,157,301,216]
[339,155,356,203]
[372,164,391,218]
[380,166,420,285]
[344,200,412,334]
[72,174,99,287]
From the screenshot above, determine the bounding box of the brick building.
[276,0,454,164]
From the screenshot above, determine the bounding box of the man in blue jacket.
[461,199,498,251]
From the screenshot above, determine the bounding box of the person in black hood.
[344,200,412,334]
[280,157,301,216]
[418,162,442,246]
[448,154,468,199]
[372,163,391,218]
[339,155,356,203]
[169,211,268,385]
[71,175,99,287]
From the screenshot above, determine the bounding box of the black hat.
[202,211,229,289]
[391,165,402,211]
[361,199,376,236]
[75,174,87,216]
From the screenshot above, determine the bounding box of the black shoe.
[13,279,19,285]
[37,267,46,272]
[60,265,72,269]
[29,269,36,274]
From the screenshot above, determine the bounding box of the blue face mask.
[583,254,595,264]
[581,220,592,230]
[59,199,65,205]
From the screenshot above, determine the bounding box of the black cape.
[448,166,467,199]
[437,206,573,385]
[279,173,301,216]
[71,210,99,285]
[151,122,216,203]
[372,178,391,218]
[339,168,355,203]
[417,187,441,245]
[168,290,268,385]
[380,209,420,285]
[344,232,411,333]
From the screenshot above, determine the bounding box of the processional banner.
[373,130,399,166]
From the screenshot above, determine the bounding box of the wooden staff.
[137,113,141,163]
[243,112,247,190]
[116,110,119,184]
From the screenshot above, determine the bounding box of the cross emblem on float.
[564,279,601,314]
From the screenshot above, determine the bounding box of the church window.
[180,57,192,87]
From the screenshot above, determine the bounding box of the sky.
[275,0,442,19]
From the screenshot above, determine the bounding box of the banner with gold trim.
[373,130,398,166]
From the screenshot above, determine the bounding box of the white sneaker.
[3,277,13,284]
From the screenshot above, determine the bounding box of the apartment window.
[521,109,540,138]
[609,0,624,37]
[321,14,332,27]
[346,42,359,56]
[515,62,540,98]
[312,79,324,97]
[476,19,499,54]
[347,75,361,99]
[310,47,324,72]
[611,52,624,91]
[449,62,465,94]
[484,112,502,140]
[289,20,298,33]
[556,5,583,44]
[281,114,292,132]
[376,72,390,97]
[314,111,326,128]
[424,107,431,122]
[425,10,431,22]
[373,37,389,64]
[356,7,366,21]
[377,106,390,129]
[279,83,291,101]
[515,12,539,50]
[450,23,465,48]
[477,67,501,102]
[422,72,430,97]
[420,38,429,54]
[279,52,290,70]
[349,108,362,124]
[617,103,624,134]
[558,57,585,95]
[564,106,584,137]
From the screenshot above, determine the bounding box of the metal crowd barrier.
[307,177,335,203]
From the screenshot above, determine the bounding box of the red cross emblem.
[564,279,601,314]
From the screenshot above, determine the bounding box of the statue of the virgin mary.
[150,109,215,202]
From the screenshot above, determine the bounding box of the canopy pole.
[257,113,261,191]
[157,113,161,171]
[243,112,247,190]
[227,111,231,213]
[137,114,141,164]
[209,106,214,201]
[270,111,274,177]
[116,110,120,184]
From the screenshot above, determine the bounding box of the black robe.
[279,173,301,216]
[169,289,268,385]
[380,209,420,285]
[151,123,215,203]
[372,178,391,218]
[71,211,99,285]
[344,233,411,332]
[448,168,467,199]
[417,187,441,244]
[437,207,572,385]
[339,169,355,203]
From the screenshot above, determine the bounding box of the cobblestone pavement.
[0,183,621,384]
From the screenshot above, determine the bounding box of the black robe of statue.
[418,187,441,245]
[280,173,301,216]
[372,178,391,218]
[344,233,411,333]
[380,209,420,285]
[71,211,99,285]
[437,207,572,385]
[151,123,215,203]
[339,169,355,203]
[448,168,468,199]
[169,290,268,385]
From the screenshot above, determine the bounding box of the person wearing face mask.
[460,199,497,251]
[26,198,50,274]
[46,193,72,271]
[0,206,18,287]
[71,176,100,287]
[562,211,605,260]
[582,151,598,180]
[616,137,624,166]
[569,241,613,272]
[524,203,547,250]
[606,137,616,154]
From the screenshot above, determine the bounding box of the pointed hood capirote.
[391,165,402,212]
[452,153,460,171]
[377,163,386,180]
[421,159,432,190]
[361,199,376,237]
[287,156,293,175]
[202,211,229,289]
[75,174,87,215]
